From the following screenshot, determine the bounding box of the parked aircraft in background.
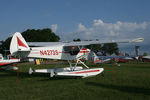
[0,54,20,70]
[88,51,134,63]
[142,56,150,62]
[89,52,111,64]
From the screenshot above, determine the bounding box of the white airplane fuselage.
[21,45,89,61]
[29,45,64,59]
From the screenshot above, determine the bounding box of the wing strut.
[68,59,89,71]
[78,59,89,69]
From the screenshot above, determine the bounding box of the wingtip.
[132,38,144,42]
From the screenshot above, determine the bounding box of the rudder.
[10,32,30,57]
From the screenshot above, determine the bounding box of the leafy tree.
[143,52,148,56]
[22,28,60,42]
[73,38,81,42]
[73,39,102,52]
[86,44,102,52]
[0,41,4,53]
[1,28,60,50]
[102,43,119,55]
[1,37,12,51]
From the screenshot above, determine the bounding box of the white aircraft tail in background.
[93,52,111,64]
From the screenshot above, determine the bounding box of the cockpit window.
[63,46,80,55]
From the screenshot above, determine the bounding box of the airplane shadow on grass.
[0,69,80,81]
[85,82,150,95]
[0,69,50,79]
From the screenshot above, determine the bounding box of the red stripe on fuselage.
[70,69,100,74]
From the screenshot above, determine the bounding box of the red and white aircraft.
[92,53,111,64]
[10,32,144,78]
[142,56,150,62]
[0,54,20,70]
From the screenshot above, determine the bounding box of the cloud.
[58,19,149,53]
[93,19,104,26]
[51,24,58,33]
[68,19,149,41]
[56,19,150,54]
[77,23,86,32]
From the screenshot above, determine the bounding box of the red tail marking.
[94,60,102,63]
[16,36,27,48]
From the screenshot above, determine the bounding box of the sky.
[0,0,150,55]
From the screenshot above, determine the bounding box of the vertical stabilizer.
[10,32,30,56]
[93,53,102,63]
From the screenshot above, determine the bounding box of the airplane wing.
[27,38,144,47]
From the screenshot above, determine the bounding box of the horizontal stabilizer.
[131,38,144,43]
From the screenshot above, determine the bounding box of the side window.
[63,46,80,55]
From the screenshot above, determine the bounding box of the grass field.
[0,62,150,100]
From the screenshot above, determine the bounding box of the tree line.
[74,39,119,55]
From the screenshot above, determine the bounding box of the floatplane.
[10,32,144,78]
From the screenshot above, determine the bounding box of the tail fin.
[10,32,30,57]
[93,53,102,63]
[93,53,111,64]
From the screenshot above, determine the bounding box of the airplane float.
[10,32,144,78]
[0,54,20,70]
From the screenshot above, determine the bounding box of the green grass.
[0,62,150,100]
